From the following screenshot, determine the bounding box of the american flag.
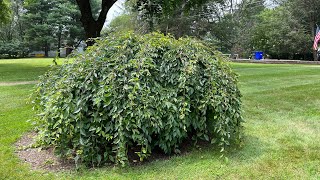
[313,26,320,50]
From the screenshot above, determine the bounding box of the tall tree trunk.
[44,43,49,57]
[76,0,116,46]
[313,48,317,61]
[15,0,24,40]
[57,30,62,58]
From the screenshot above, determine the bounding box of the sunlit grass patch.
[0,58,65,82]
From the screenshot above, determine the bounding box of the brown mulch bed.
[15,132,211,171]
[15,132,74,171]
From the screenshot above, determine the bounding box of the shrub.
[0,41,29,59]
[32,32,243,167]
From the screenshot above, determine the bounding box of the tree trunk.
[44,43,49,57]
[76,0,116,46]
[15,1,24,40]
[57,31,62,57]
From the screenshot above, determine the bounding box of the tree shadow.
[115,134,265,169]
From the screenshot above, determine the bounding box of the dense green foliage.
[103,14,136,35]
[125,0,319,60]
[1,0,318,60]
[132,0,212,31]
[32,32,243,166]
[22,0,84,57]
[22,0,53,56]
[251,7,310,59]
[0,0,85,58]
[236,0,319,59]
[0,0,23,40]
[0,0,11,25]
[0,41,29,58]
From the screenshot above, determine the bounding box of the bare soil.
[15,132,211,170]
[15,132,74,171]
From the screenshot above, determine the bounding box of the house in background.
[28,41,86,58]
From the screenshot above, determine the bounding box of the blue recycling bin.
[254,51,263,60]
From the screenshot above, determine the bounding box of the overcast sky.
[104,0,126,27]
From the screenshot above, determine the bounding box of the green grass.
[0,58,63,82]
[1,59,320,179]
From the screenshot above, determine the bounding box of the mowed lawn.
[1,58,320,179]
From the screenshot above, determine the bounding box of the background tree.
[0,0,28,58]
[251,7,310,59]
[103,14,136,35]
[47,0,84,57]
[75,0,117,45]
[23,0,54,57]
[75,0,214,45]
[245,0,319,60]
[131,0,214,33]
[0,0,317,60]
[0,0,11,25]
[0,0,23,42]
[286,0,320,60]
[128,0,266,57]
[23,0,84,57]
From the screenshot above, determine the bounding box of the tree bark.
[76,0,116,46]
[57,30,62,58]
[44,42,49,57]
[15,0,24,40]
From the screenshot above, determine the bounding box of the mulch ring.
[15,131,74,171]
[15,132,211,170]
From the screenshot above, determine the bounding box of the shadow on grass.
[227,135,266,161]
[60,135,266,180]
[68,134,266,178]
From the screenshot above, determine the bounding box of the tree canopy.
[22,0,84,57]
[0,0,320,60]
[75,0,117,45]
[74,0,213,45]
[0,0,11,25]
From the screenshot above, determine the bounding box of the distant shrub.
[32,32,243,167]
[0,41,29,59]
